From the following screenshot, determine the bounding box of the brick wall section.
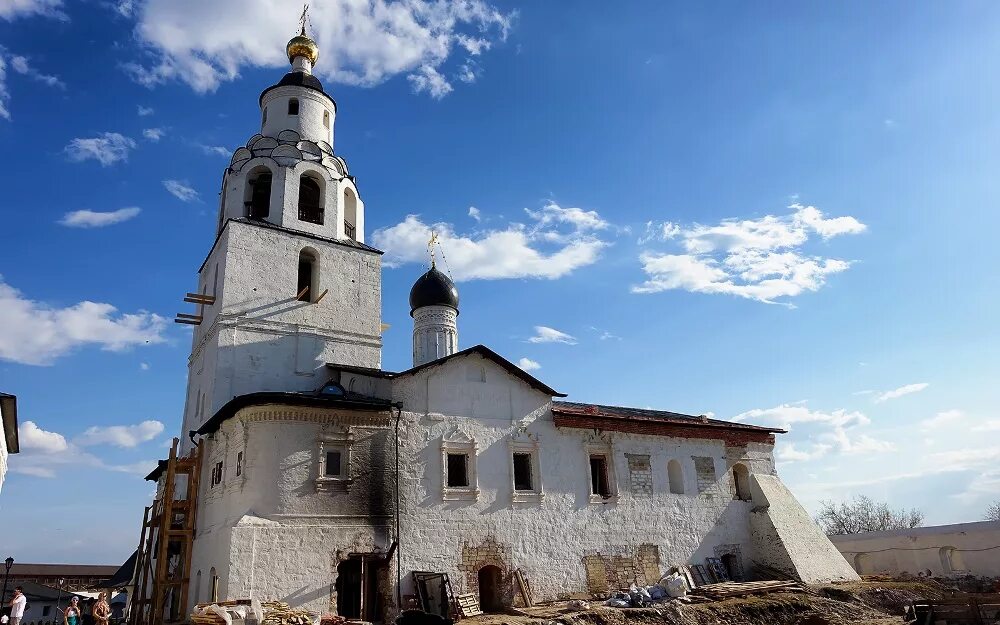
[581,544,661,597]
[551,414,777,445]
[693,456,717,494]
[626,454,652,496]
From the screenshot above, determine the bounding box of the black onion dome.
[409,266,459,315]
[259,72,337,110]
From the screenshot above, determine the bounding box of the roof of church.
[327,344,567,397]
[193,391,393,438]
[551,401,786,434]
[409,266,459,314]
[259,71,336,109]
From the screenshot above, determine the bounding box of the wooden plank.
[296,286,309,300]
[314,288,329,303]
[174,318,202,325]
[185,293,216,303]
[176,313,203,320]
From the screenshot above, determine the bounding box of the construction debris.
[690,580,803,600]
[261,600,322,625]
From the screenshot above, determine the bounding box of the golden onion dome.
[286,27,319,65]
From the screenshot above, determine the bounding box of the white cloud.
[528,326,577,345]
[468,206,481,221]
[76,420,165,448]
[0,276,167,366]
[736,402,893,463]
[18,421,68,452]
[456,60,478,84]
[732,403,869,430]
[919,409,962,431]
[971,419,1000,432]
[524,202,609,232]
[64,132,136,166]
[633,203,865,305]
[517,357,540,371]
[0,0,67,21]
[163,179,199,202]
[373,201,610,281]
[0,56,9,120]
[124,0,514,98]
[9,54,65,88]
[59,207,141,228]
[11,419,160,479]
[140,362,150,371]
[142,127,164,141]
[588,326,621,341]
[198,144,231,157]
[637,221,680,245]
[874,382,929,403]
[408,65,453,99]
[137,105,154,116]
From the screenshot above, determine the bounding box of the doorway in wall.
[336,556,384,622]
[477,566,503,613]
[721,554,740,582]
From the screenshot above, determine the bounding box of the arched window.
[298,175,323,224]
[732,463,751,501]
[939,547,965,573]
[667,459,684,494]
[854,553,872,574]
[262,106,267,125]
[323,110,330,128]
[297,248,318,302]
[343,186,358,240]
[288,98,299,115]
[209,567,218,603]
[246,168,272,219]
[194,570,202,606]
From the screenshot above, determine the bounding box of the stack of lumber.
[262,601,316,625]
[690,580,803,600]
[191,601,251,625]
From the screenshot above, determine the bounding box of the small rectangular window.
[236,451,243,477]
[212,461,223,487]
[43,607,51,617]
[447,453,469,487]
[288,98,299,115]
[262,106,267,124]
[325,450,342,477]
[590,455,611,498]
[513,453,533,491]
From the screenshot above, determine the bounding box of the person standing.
[8,587,26,625]
[64,597,81,625]
[92,594,110,625]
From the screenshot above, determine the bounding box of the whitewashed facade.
[149,29,859,624]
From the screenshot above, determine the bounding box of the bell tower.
[177,24,382,446]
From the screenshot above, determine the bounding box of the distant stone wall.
[829,521,1000,577]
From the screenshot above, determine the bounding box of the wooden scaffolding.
[129,438,202,625]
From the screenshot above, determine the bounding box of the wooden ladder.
[127,438,202,625]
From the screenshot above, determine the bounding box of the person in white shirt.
[9,587,26,625]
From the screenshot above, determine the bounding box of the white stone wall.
[412,305,458,367]
[261,86,336,147]
[189,406,395,615]
[829,521,1000,577]
[181,220,382,439]
[391,353,777,602]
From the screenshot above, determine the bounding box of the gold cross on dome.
[428,231,439,267]
[299,4,310,34]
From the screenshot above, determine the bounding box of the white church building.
[142,26,858,623]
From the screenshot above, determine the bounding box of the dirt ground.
[465,581,948,625]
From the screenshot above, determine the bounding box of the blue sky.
[1,1,999,564]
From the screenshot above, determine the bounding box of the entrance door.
[477,566,502,613]
[336,557,386,622]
